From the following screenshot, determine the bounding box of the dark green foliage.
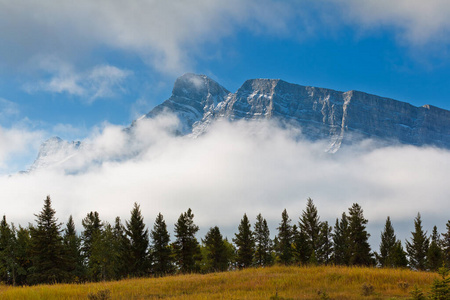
[81,211,103,261]
[202,226,229,272]
[233,213,254,269]
[28,196,68,284]
[63,215,85,282]
[150,213,173,276]
[276,209,293,265]
[332,213,350,265]
[254,213,273,266]
[293,225,311,265]
[428,226,443,272]
[15,226,32,285]
[348,203,373,266]
[410,285,426,300]
[406,213,429,271]
[299,198,321,260]
[390,241,408,268]
[428,265,450,300]
[316,221,333,265]
[173,208,201,273]
[125,202,150,276]
[441,220,450,267]
[111,217,130,279]
[0,216,17,285]
[378,216,397,267]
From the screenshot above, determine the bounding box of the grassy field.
[0,265,439,299]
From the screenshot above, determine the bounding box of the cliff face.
[30,73,450,171]
[147,73,450,151]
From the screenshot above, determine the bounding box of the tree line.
[0,196,449,285]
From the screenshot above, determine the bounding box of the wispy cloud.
[0,98,20,120]
[1,118,448,245]
[24,57,131,102]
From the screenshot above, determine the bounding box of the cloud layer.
[1,117,449,246]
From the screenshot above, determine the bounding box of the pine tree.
[348,203,373,266]
[112,217,130,279]
[293,225,311,265]
[442,220,450,267]
[0,216,17,285]
[81,211,103,281]
[299,198,321,259]
[15,226,31,285]
[233,213,254,269]
[254,213,273,266]
[406,213,429,271]
[428,226,443,272]
[125,202,150,276]
[63,215,84,282]
[378,216,397,267]
[29,196,68,284]
[276,209,293,265]
[173,208,201,273]
[390,241,408,268]
[332,213,350,265]
[202,226,229,272]
[316,221,333,265]
[81,211,103,261]
[150,213,173,276]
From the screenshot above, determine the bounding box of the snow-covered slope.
[28,73,450,171]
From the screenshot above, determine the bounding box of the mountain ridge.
[29,73,450,171]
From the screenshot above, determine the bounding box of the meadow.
[0,265,439,299]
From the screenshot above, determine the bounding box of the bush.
[361,283,374,296]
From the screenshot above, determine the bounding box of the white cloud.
[24,57,131,102]
[0,0,300,75]
[1,118,448,246]
[0,98,19,120]
[0,126,43,173]
[334,0,450,45]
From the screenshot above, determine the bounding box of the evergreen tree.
[202,226,229,272]
[390,241,408,268]
[112,217,130,279]
[316,221,333,265]
[332,213,350,265]
[89,223,121,281]
[348,203,373,266]
[378,216,397,267]
[293,225,311,265]
[29,196,68,284]
[15,226,31,285]
[276,209,293,265]
[173,208,201,273]
[442,220,450,267]
[81,211,103,281]
[428,226,443,272]
[63,215,84,282]
[81,211,103,261]
[254,213,272,266]
[0,216,17,285]
[299,198,321,259]
[150,213,173,276]
[125,202,150,276]
[406,213,429,271]
[233,213,254,269]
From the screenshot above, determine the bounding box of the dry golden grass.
[0,265,438,299]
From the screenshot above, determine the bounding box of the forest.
[0,196,449,286]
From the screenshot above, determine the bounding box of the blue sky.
[2,0,450,243]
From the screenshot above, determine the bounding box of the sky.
[1,1,450,246]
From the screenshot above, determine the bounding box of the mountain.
[29,73,450,171]
[144,73,450,151]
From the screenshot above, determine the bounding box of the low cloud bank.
[1,117,449,247]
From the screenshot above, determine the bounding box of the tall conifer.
[150,213,173,275]
[276,209,293,265]
[203,226,229,272]
[348,203,373,266]
[233,213,254,268]
[174,208,201,273]
[378,216,397,267]
[125,202,150,276]
[406,213,429,271]
[332,213,350,265]
[254,213,272,266]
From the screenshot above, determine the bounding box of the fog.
[1,116,449,248]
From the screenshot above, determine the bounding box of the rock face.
[147,73,450,151]
[29,73,450,171]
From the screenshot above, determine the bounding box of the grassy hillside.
[0,265,439,299]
